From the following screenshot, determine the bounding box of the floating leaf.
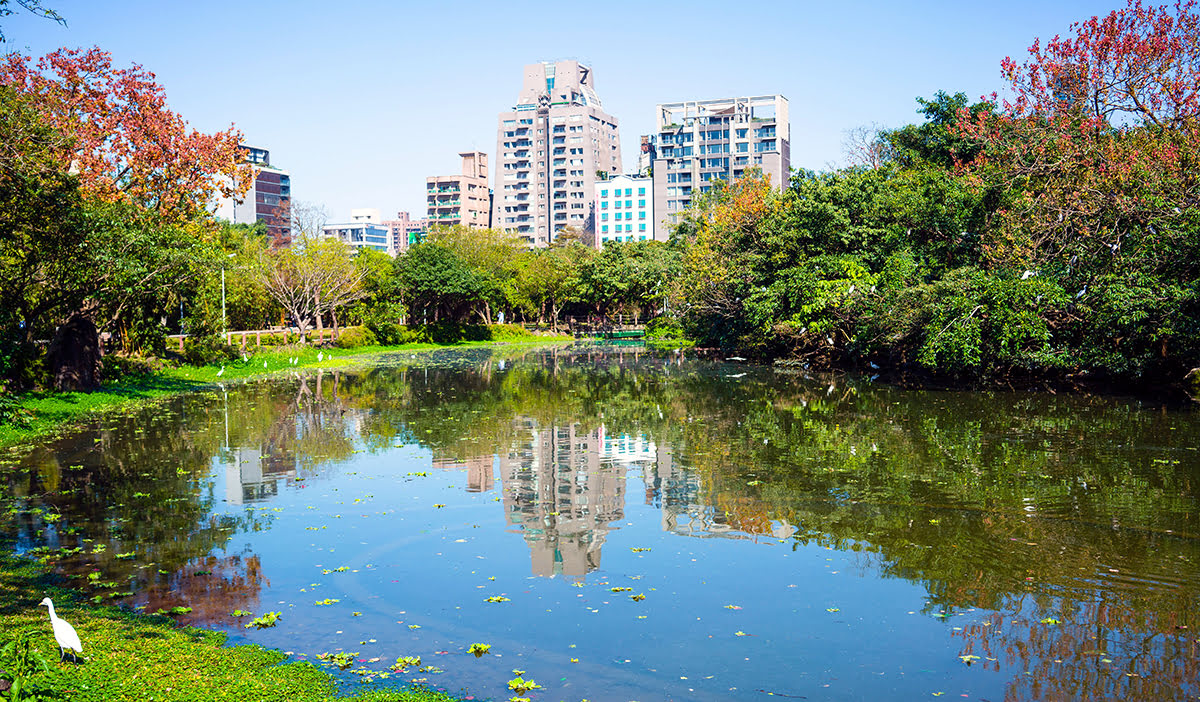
[468,643,491,657]
[485,596,511,603]
[508,677,542,694]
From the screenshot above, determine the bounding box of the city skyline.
[4,0,1118,221]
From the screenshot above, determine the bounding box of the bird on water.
[38,597,82,663]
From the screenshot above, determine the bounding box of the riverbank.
[0,552,464,701]
[0,337,570,449]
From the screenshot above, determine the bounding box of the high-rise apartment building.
[493,61,622,246]
[651,95,789,239]
[426,151,491,230]
[213,145,292,247]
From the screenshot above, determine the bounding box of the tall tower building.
[493,61,621,246]
[651,95,789,239]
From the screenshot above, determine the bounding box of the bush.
[182,335,237,366]
[334,325,378,349]
[645,316,686,340]
[487,323,534,342]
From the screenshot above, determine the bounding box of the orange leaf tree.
[957,0,1200,277]
[0,46,251,221]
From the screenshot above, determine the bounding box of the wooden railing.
[165,327,341,353]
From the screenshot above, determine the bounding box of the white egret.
[38,597,82,662]
[318,351,324,362]
[216,366,225,377]
[263,360,267,368]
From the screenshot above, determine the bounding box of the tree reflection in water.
[1,346,1197,700]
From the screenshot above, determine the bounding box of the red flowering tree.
[958,0,1200,277]
[0,46,251,221]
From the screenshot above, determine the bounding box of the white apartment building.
[595,174,654,245]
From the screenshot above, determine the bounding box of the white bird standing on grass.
[38,597,82,662]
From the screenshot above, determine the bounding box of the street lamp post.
[221,253,235,340]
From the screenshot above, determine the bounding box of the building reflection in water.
[223,446,298,505]
[430,454,495,492]
[499,421,626,579]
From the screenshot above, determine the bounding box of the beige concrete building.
[493,60,622,246]
[651,95,790,239]
[426,151,491,230]
[382,211,428,254]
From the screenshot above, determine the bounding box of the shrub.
[645,316,685,340]
[335,326,378,349]
[182,335,237,366]
[487,323,534,342]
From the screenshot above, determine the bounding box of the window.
[614,200,621,208]
[639,211,646,219]
[601,225,608,233]
[601,201,607,209]
[625,224,632,232]
[639,223,646,232]
[601,213,608,221]
[625,188,632,197]
[638,199,645,207]
[625,200,632,208]
[600,189,608,197]
[638,187,646,195]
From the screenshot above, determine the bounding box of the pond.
[2,345,1199,701]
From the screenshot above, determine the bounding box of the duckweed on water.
[0,554,464,702]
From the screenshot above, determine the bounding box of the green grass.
[0,553,463,702]
[0,335,571,449]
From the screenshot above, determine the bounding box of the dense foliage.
[670,1,1200,385]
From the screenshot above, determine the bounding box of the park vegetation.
[672,0,1200,387]
[3,0,1199,401]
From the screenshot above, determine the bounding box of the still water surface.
[2,345,1199,701]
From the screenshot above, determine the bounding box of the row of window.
[601,223,647,234]
[600,199,644,209]
[599,187,646,197]
[600,211,646,221]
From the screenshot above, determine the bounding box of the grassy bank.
[0,336,570,449]
[0,553,463,702]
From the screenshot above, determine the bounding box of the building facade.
[595,174,655,245]
[320,219,391,254]
[651,95,789,239]
[426,151,491,230]
[493,60,622,246]
[382,211,428,254]
[213,145,292,247]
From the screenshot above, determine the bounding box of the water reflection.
[1,347,1197,701]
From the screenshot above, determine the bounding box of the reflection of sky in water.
[4,346,1199,701]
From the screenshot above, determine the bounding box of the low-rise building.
[320,220,391,255]
[595,174,655,245]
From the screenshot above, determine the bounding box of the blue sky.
[5,0,1117,221]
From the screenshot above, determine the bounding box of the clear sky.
[5,0,1118,221]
